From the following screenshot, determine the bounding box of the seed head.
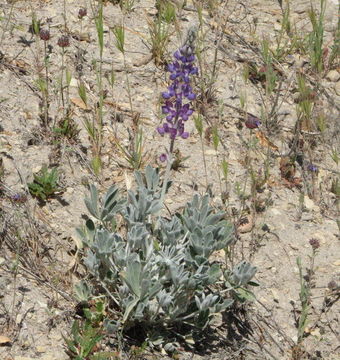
[309,238,320,250]
[57,35,70,48]
[327,280,337,290]
[78,8,87,19]
[245,114,261,129]
[39,29,50,41]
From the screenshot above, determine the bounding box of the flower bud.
[57,35,70,48]
[39,29,50,41]
[78,8,87,19]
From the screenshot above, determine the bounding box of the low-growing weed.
[307,0,326,73]
[292,239,320,359]
[147,2,175,65]
[28,165,61,201]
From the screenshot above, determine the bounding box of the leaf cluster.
[76,166,257,348]
[28,165,61,201]
[64,300,118,360]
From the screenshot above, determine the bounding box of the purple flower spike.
[157,28,197,151]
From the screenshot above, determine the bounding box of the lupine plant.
[157,26,198,157]
[157,27,198,203]
[76,165,257,350]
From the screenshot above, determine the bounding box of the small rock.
[32,165,42,173]
[41,355,57,360]
[0,335,11,345]
[334,81,340,96]
[210,312,223,327]
[36,346,47,353]
[304,196,318,211]
[269,208,281,216]
[69,78,78,87]
[238,216,254,233]
[65,187,74,195]
[205,149,219,156]
[274,22,281,31]
[270,288,279,302]
[147,8,158,16]
[326,70,340,82]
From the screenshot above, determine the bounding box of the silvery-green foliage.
[230,261,257,286]
[77,165,257,345]
[85,184,124,223]
[182,194,234,262]
[74,280,92,302]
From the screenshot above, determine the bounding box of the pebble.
[334,81,340,96]
[36,346,47,353]
[69,78,78,87]
[326,70,340,82]
[274,22,281,31]
[304,196,318,211]
[270,288,279,302]
[41,355,58,360]
[205,149,219,156]
[32,165,42,174]
[269,208,282,216]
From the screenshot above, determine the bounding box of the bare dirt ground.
[0,0,339,359]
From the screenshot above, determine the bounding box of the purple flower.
[11,193,27,203]
[181,132,189,139]
[159,153,167,162]
[157,42,197,145]
[245,114,261,129]
[307,163,318,172]
[157,126,165,136]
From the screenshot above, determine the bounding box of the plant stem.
[60,48,65,116]
[160,138,175,206]
[200,136,208,188]
[43,41,49,128]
